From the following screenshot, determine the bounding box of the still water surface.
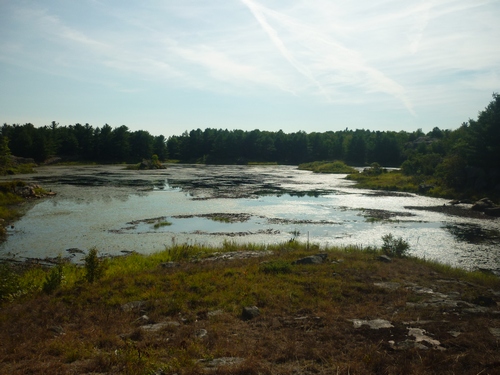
[1,165,499,274]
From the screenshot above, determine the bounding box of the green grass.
[298,160,358,174]
[346,170,419,191]
[153,220,172,228]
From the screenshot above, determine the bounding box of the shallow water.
[1,165,499,274]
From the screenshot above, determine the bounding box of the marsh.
[1,164,499,274]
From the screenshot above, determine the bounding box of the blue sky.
[1,0,499,138]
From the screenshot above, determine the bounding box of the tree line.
[1,94,499,195]
[1,122,167,163]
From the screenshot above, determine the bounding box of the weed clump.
[260,260,292,274]
[381,234,410,257]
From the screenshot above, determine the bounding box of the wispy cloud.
[241,0,414,113]
[1,0,499,131]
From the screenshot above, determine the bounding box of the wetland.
[0,164,499,274]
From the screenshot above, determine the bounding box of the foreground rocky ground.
[0,246,499,375]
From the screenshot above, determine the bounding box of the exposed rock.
[121,300,147,312]
[351,319,394,329]
[488,328,500,338]
[374,282,400,291]
[134,315,150,324]
[408,328,445,350]
[471,197,500,216]
[390,340,429,350]
[140,321,180,332]
[293,253,328,265]
[207,309,224,318]
[194,329,208,339]
[471,198,494,211]
[241,306,260,321]
[378,255,392,263]
[198,357,244,370]
[203,250,273,262]
[138,159,166,170]
[48,325,65,336]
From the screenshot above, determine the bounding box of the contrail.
[241,0,331,100]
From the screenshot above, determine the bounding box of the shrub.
[84,247,104,283]
[0,263,20,302]
[381,234,410,257]
[42,261,64,294]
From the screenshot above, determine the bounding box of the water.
[1,164,499,274]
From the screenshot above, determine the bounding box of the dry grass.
[1,244,499,374]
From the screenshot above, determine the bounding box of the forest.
[1,94,499,198]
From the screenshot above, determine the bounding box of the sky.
[1,0,499,138]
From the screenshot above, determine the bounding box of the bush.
[42,262,64,294]
[84,248,104,283]
[0,263,20,302]
[381,234,410,257]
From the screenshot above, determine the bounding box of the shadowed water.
[1,164,499,274]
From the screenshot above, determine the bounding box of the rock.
[408,328,445,350]
[293,253,327,265]
[134,315,150,324]
[488,328,500,338]
[140,321,180,332]
[207,309,224,318]
[121,300,147,312]
[374,282,400,291]
[378,255,392,263]
[241,306,260,320]
[351,319,393,329]
[194,329,208,339]
[448,331,462,338]
[48,325,65,336]
[198,357,244,369]
[471,198,495,212]
[390,340,429,350]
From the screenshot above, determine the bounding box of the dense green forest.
[0,123,168,164]
[1,94,499,198]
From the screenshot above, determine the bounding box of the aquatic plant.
[153,220,172,228]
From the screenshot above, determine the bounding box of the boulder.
[293,253,328,265]
[471,198,495,211]
[471,198,500,216]
[378,255,392,263]
[241,306,260,320]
